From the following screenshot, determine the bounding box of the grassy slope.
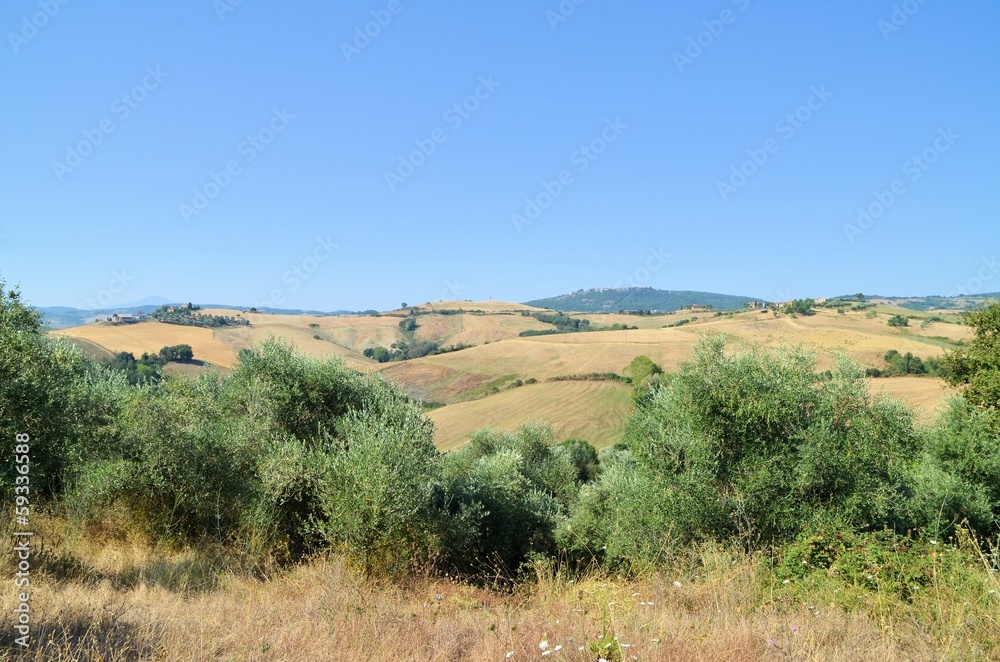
[61,336,116,362]
[429,380,633,451]
[52,321,238,366]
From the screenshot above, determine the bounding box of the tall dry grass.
[1,517,998,661]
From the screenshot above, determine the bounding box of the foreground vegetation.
[2,519,997,660]
[3,280,1000,658]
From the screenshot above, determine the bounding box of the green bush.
[945,302,1000,412]
[319,406,441,579]
[778,528,982,600]
[0,282,117,498]
[438,424,577,582]
[562,459,726,573]
[590,336,922,550]
[68,376,260,543]
[782,299,816,316]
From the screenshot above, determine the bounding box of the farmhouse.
[109,313,144,325]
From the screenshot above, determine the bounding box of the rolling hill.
[52,298,972,451]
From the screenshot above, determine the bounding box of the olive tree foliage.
[0,281,123,499]
[945,302,1000,412]
[68,336,448,569]
[565,335,923,569]
[918,301,1000,537]
[438,423,590,583]
[319,404,441,579]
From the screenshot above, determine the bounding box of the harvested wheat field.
[874,377,959,421]
[213,324,374,371]
[413,313,552,347]
[429,380,633,451]
[53,321,238,367]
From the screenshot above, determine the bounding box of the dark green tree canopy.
[945,302,1000,411]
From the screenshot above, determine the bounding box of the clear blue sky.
[2,0,997,311]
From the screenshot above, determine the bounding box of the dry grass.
[414,314,552,347]
[53,322,237,367]
[213,325,373,371]
[874,377,959,421]
[429,381,633,451]
[3,521,997,661]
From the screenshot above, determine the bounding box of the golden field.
[429,380,633,451]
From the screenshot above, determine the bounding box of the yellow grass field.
[213,325,373,371]
[429,380,633,450]
[53,321,238,367]
[875,376,959,420]
[413,313,552,346]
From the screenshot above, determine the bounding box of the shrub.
[319,406,441,578]
[778,528,984,600]
[0,282,116,497]
[159,344,194,361]
[67,376,260,543]
[562,459,726,573]
[439,424,576,582]
[782,299,816,316]
[602,336,921,549]
[944,302,1000,412]
[888,314,910,327]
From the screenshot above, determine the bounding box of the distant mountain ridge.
[525,288,764,313]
